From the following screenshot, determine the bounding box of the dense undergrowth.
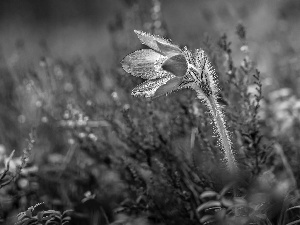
[1,0,300,224]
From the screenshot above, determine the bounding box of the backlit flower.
[121,30,218,99]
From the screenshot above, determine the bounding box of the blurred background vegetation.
[1,0,300,224]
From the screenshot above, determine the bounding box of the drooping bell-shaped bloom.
[121,30,218,100]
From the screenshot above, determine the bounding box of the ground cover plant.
[1,0,300,224]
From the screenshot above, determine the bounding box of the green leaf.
[62,210,73,216]
[199,191,219,199]
[287,219,300,225]
[200,215,216,224]
[197,201,222,212]
[221,197,234,207]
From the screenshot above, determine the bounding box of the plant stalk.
[198,92,237,174]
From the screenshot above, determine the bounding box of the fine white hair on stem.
[193,49,237,173]
[207,95,237,172]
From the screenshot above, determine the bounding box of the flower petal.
[121,49,167,80]
[131,74,175,98]
[134,30,181,55]
[161,54,188,77]
[153,77,182,98]
[156,41,182,56]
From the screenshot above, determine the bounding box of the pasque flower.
[121,30,216,99]
[121,30,237,173]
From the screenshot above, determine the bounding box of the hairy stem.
[198,92,237,173]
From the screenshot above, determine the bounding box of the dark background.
[0,0,299,74]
